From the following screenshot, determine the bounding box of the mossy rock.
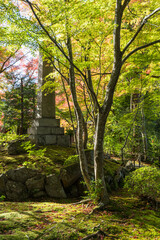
[104,159,120,177]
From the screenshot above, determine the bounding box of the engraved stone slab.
[37,55,55,119]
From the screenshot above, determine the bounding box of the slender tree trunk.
[66,30,91,190]
[94,112,109,204]
[20,78,24,135]
[33,85,36,120]
[141,107,148,161]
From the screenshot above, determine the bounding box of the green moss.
[104,159,120,176]
[0,146,76,175]
[1,190,160,240]
[64,155,79,166]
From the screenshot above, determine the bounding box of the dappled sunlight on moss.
[0,147,160,239]
[0,146,76,175]
[1,189,160,239]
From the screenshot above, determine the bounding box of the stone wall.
[0,164,82,201]
[0,161,133,201]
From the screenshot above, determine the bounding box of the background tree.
[1,73,36,134]
[2,0,160,204]
[0,54,38,133]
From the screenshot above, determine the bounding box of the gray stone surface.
[57,135,70,147]
[32,118,60,127]
[30,135,57,145]
[33,191,46,198]
[6,167,38,183]
[28,126,64,135]
[0,174,7,195]
[26,174,45,194]
[6,180,28,201]
[8,140,27,155]
[60,163,81,188]
[45,174,67,198]
[28,55,70,147]
[45,135,57,145]
[37,55,55,119]
[28,131,70,146]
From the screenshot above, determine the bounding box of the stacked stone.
[28,55,70,146]
[0,165,82,201]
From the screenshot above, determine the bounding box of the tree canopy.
[0,0,160,204]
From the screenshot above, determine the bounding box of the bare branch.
[151,75,160,79]
[122,40,160,64]
[122,8,160,55]
[122,0,131,11]
[39,44,69,71]
[0,50,29,74]
[25,0,87,80]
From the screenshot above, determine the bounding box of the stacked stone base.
[28,118,70,146]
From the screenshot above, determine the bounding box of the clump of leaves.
[0,131,26,150]
[0,195,6,202]
[124,166,160,204]
[21,141,49,170]
[21,141,46,158]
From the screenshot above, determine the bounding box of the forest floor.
[0,189,160,240]
[0,146,160,239]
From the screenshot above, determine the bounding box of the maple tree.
[1,0,160,204]
[0,51,38,133]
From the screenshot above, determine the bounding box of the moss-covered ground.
[0,146,76,175]
[0,189,160,239]
[0,146,160,239]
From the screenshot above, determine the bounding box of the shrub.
[124,166,160,203]
[0,195,6,202]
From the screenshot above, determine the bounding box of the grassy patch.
[0,190,160,239]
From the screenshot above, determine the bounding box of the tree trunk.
[66,30,91,190]
[94,112,109,204]
[20,78,24,135]
[141,107,148,161]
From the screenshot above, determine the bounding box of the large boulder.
[26,174,45,196]
[60,163,81,188]
[6,180,28,201]
[45,174,67,198]
[7,139,27,155]
[0,174,7,195]
[65,178,86,198]
[6,167,38,183]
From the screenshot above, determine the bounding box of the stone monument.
[28,55,70,146]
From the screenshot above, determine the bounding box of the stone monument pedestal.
[28,118,70,146]
[28,55,70,147]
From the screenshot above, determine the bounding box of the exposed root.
[72,199,91,205]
